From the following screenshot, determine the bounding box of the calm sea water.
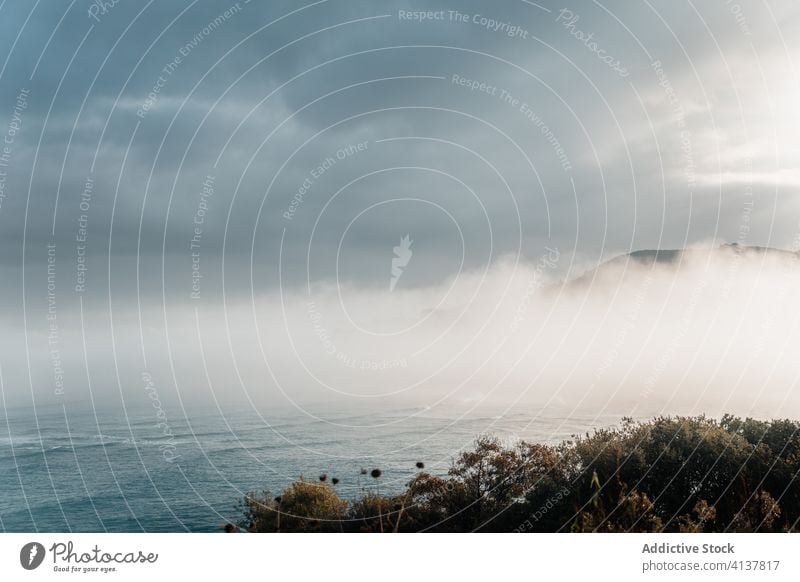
[0,403,623,532]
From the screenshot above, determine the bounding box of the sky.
[1,0,799,416]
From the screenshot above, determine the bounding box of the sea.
[0,402,626,532]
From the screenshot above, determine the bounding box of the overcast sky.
[1,0,799,413]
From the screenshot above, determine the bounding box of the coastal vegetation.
[235,415,800,532]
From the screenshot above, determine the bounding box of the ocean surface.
[0,403,626,532]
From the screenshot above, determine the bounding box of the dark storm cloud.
[0,2,726,274]
[0,0,652,279]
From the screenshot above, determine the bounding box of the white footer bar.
[1,533,796,581]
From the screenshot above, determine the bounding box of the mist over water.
[184,247,795,413]
[10,244,797,421]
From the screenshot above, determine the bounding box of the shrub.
[237,415,800,532]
